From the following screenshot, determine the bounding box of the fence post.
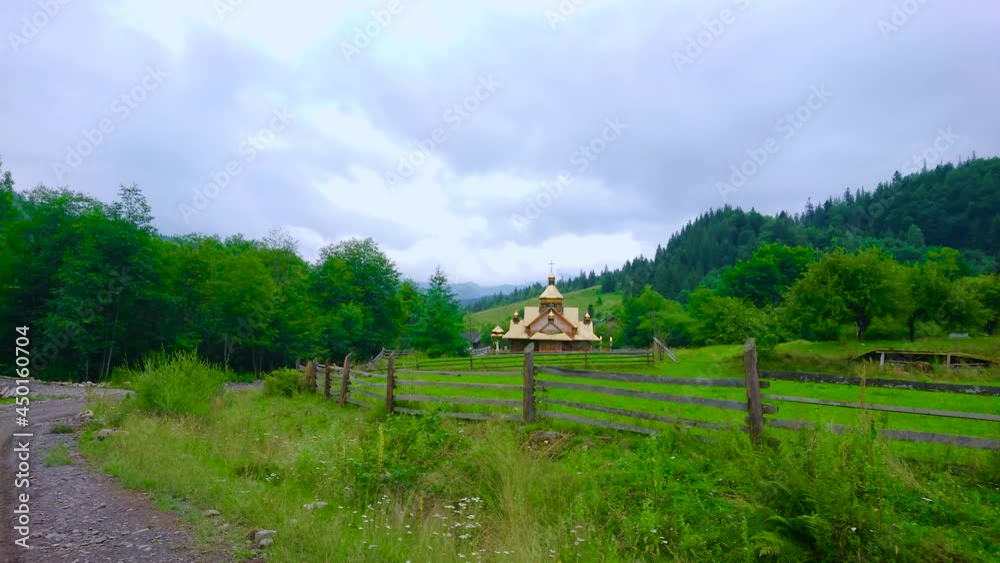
[339,352,352,407]
[584,349,589,370]
[523,343,536,423]
[302,359,317,391]
[386,354,396,414]
[323,359,332,399]
[744,338,764,446]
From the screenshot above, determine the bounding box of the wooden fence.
[297,339,999,450]
[393,348,654,372]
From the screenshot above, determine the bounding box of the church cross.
[548,261,555,274]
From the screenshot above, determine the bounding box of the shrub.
[133,352,225,417]
[263,368,308,398]
[49,423,75,434]
[43,443,72,466]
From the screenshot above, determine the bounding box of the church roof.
[539,275,563,300]
[502,305,600,342]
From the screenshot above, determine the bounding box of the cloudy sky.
[3,0,998,285]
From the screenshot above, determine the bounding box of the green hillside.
[468,286,622,330]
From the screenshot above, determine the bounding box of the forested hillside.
[471,157,999,308]
[0,161,468,380]
[3,156,998,381]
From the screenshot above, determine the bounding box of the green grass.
[50,423,75,434]
[468,286,622,328]
[368,338,1000,451]
[132,352,226,416]
[83,389,999,562]
[44,443,72,466]
[81,338,1000,561]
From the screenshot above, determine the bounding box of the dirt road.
[1,382,225,562]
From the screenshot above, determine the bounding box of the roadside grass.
[49,423,75,434]
[44,443,72,466]
[83,389,999,562]
[361,338,999,452]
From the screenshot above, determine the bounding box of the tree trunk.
[223,335,233,369]
[103,305,120,379]
[907,314,917,342]
[855,312,870,341]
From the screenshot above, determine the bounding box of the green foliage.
[473,158,998,309]
[413,268,468,357]
[617,286,695,347]
[785,248,905,341]
[902,261,952,341]
[313,238,402,359]
[262,368,307,398]
[43,443,72,467]
[49,423,75,434]
[133,352,225,417]
[717,243,814,307]
[84,388,1000,563]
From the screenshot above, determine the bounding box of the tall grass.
[83,386,1000,562]
[132,352,225,417]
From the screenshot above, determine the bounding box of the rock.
[78,410,94,420]
[253,530,277,544]
[258,538,273,548]
[95,428,118,440]
[302,502,327,510]
[529,431,566,448]
[202,509,221,517]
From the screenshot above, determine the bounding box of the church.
[502,274,600,352]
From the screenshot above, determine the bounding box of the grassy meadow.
[78,338,1000,561]
[364,337,1000,450]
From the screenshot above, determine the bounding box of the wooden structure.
[854,349,993,369]
[299,340,998,451]
[501,275,600,352]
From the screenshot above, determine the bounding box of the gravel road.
[1,380,228,562]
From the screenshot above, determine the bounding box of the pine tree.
[414,267,468,357]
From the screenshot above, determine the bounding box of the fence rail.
[396,349,654,372]
[296,340,998,450]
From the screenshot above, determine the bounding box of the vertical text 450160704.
[12,326,33,550]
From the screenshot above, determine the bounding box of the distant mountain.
[414,281,519,304]
[612,157,999,301]
[451,282,518,304]
[469,156,1000,309]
